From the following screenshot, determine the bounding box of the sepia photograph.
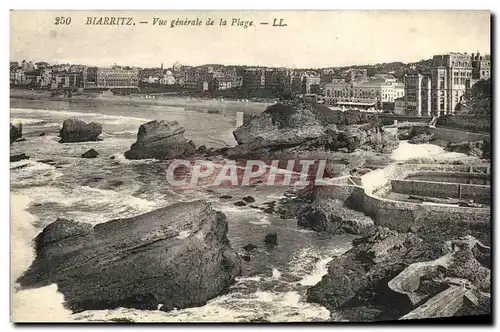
[9,9,492,324]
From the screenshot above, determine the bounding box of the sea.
[10,98,355,322]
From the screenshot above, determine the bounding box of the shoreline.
[10,89,272,115]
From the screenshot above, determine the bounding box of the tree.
[469,78,491,116]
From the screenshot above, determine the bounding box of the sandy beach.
[10,88,273,116]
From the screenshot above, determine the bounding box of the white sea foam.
[10,118,49,125]
[10,160,64,187]
[271,268,282,280]
[248,215,272,226]
[14,185,158,224]
[390,141,476,162]
[176,230,191,239]
[10,108,152,126]
[10,194,74,323]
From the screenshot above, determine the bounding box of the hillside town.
[10,51,490,116]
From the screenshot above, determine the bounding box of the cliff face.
[17,200,241,313]
[227,103,399,159]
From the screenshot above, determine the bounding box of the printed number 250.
[54,17,72,25]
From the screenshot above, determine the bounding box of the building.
[346,68,368,83]
[430,53,473,115]
[394,97,406,115]
[242,68,265,90]
[471,52,491,80]
[84,66,139,89]
[404,74,431,116]
[50,71,83,89]
[323,74,405,109]
[159,70,176,85]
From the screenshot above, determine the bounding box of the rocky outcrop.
[10,123,22,144]
[306,227,491,321]
[10,153,29,162]
[446,140,490,160]
[406,126,435,144]
[59,118,102,143]
[226,102,399,159]
[297,197,375,235]
[264,232,278,246]
[17,200,241,313]
[278,184,374,236]
[124,120,196,160]
[81,148,99,158]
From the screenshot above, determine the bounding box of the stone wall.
[332,163,494,232]
[437,115,490,134]
[391,179,490,203]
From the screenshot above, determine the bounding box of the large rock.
[10,123,22,143]
[59,118,102,143]
[10,153,30,162]
[297,197,374,235]
[226,102,398,159]
[388,235,491,307]
[17,200,241,313]
[446,140,489,159]
[81,148,99,158]
[306,227,491,321]
[407,126,435,144]
[124,120,196,160]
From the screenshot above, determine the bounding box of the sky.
[10,10,491,68]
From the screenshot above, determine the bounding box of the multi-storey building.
[302,75,321,94]
[50,71,83,89]
[84,66,139,89]
[323,74,404,109]
[242,68,265,90]
[430,53,473,115]
[404,73,431,116]
[471,51,491,80]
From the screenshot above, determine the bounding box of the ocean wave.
[248,215,272,226]
[10,118,50,125]
[10,108,152,126]
[10,160,64,187]
[10,194,74,322]
[13,185,159,224]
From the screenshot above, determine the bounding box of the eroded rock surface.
[17,200,241,313]
[124,120,196,160]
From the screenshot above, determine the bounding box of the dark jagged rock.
[446,140,489,159]
[264,232,278,246]
[234,201,246,207]
[226,102,398,159]
[406,126,435,144]
[39,132,46,137]
[17,200,241,313]
[59,118,102,143]
[307,227,491,321]
[297,197,375,235]
[242,196,255,203]
[408,133,435,144]
[10,123,22,143]
[219,195,233,199]
[81,148,99,159]
[10,153,30,162]
[16,138,26,142]
[124,120,196,160]
[197,145,207,154]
